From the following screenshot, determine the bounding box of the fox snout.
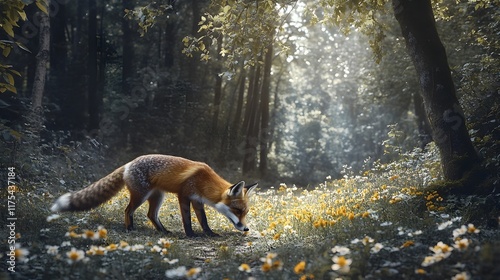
[234,221,249,232]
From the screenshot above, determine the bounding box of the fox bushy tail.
[51,166,125,212]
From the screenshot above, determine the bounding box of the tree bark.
[64,0,86,130]
[242,63,261,175]
[122,0,135,95]
[259,44,273,177]
[163,18,176,69]
[50,3,66,77]
[31,11,50,114]
[231,68,246,140]
[413,92,432,148]
[211,35,224,135]
[88,0,100,131]
[392,0,480,181]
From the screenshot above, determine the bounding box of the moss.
[462,195,500,228]
[427,164,493,196]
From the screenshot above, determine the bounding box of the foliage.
[0,0,48,94]
[454,0,500,186]
[182,1,287,67]
[179,0,454,65]
[124,1,175,37]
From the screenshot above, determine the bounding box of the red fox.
[50,154,258,237]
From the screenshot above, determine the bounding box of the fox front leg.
[178,195,197,237]
[192,200,219,237]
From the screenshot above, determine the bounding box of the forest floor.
[1,149,499,280]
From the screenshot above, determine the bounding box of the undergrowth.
[1,138,499,279]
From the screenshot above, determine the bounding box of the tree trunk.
[259,44,273,177]
[122,0,135,95]
[211,35,224,135]
[98,4,106,103]
[50,3,66,77]
[164,19,176,69]
[31,11,50,115]
[88,0,100,131]
[64,0,86,130]
[231,68,246,140]
[241,65,256,134]
[392,0,480,181]
[413,92,432,148]
[242,63,262,175]
[185,0,201,104]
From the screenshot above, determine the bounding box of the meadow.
[1,143,499,279]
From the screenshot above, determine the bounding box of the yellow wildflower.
[467,224,480,234]
[294,261,306,274]
[97,226,107,238]
[273,233,281,240]
[453,238,470,251]
[14,243,30,262]
[66,247,86,264]
[400,240,415,248]
[331,256,352,274]
[186,267,201,278]
[452,272,470,280]
[238,263,251,273]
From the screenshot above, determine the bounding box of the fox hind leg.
[147,190,170,234]
[125,188,149,231]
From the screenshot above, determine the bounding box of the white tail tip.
[50,193,72,212]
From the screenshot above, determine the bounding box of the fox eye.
[232,208,243,216]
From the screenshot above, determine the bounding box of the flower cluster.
[422,241,454,267]
[260,252,283,272]
[420,222,480,275]
[165,266,201,279]
[64,225,107,240]
[44,225,178,266]
[330,245,352,274]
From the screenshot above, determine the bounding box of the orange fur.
[51,154,257,237]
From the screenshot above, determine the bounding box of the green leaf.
[15,42,31,53]
[2,46,11,57]
[198,25,208,32]
[0,83,17,94]
[6,73,14,85]
[36,1,49,15]
[18,10,27,21]
[9,69,21,77]
[2,22,15,37]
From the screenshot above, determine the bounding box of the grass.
[1,145,500,279]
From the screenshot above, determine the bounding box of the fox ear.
[244,182,258,197]
[228,181,245,197]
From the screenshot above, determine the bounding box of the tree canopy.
[1,0,499,188]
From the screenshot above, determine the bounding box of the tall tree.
[88,0,100,131]
[211,35,224,136]
[392,0,480,182]
[64,0,86,130]
[31,10,50,117]
[231,67,246,142]
[50,2,66,78]
[122,0,135,95]
[259,43,274,177]
[242,62,262,174]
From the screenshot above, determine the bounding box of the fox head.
[215,181,258,232]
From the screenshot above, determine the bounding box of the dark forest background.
[1,0,499,188]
